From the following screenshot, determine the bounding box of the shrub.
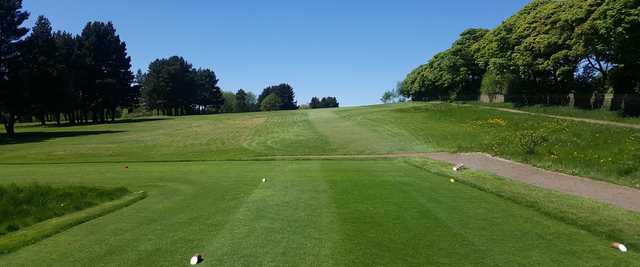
[517,130,547,155]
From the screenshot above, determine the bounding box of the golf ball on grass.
[262,178,267,183]
[450,179,456,183]
[612,242,628,252]
[190,254,203,265]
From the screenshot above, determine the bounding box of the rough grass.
[474,102,640,125]
[0,184,130,236]
[337,103,640,187]
[0,192,145,254]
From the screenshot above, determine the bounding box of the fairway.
[1,104,639,266]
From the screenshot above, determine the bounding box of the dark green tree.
[320,97,339,108]
[0,0,30,136]
[235,89,249,112]
[193,68,224,113]
[78,21,133,122]
[24,16,58,125]
[258,83,297,110]
[309,97,321,108]
[141,56,196,115]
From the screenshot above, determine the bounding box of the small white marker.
[450,179,456,183]
[453,163,465,172]
[262,178,267,183]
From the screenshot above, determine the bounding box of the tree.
[78,21,133,122]
[260,93,282,111]
[221,91,236,113]
[53,31,82,124]
[193,68,224,113]
[382,82,407,104]
[0,0,30,136]
[402,29,488,101]
[141,56,195,115]
[309,97,321,108]
[234,89,251,113]
[24,16,58,125]
[381,91,395,104]
[577,0,640,114]
[246,91,258,112]
[258,83,297,110]
[320,97,339,108]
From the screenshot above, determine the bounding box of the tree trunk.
[40,113,46,126]
[3,113,16,137]
[611,92,625,111]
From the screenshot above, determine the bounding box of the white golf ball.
[619,244,628,252]
[190,256,199,265]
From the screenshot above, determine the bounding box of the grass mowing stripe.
[404,158,640,253]
[0,192,146,254]
[203,162,338,266]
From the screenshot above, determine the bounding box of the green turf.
[0,161,638,266]
[337,103,640,187]
[0,184,129,236]
[1,104,639,266]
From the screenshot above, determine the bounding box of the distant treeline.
[401,0,640,116]
[0,1,336,136]
[309,97,339,109]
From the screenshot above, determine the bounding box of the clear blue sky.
[24,0,529,106]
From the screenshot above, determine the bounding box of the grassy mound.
[337,103,640,187]
[0,184,130,236]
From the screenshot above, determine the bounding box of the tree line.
[1,0,135,135]
[0,0,312,137]
[309,96,339,109]
[401,0,640,116]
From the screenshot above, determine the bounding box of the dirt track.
[260,152,640,212]
[478,106,640,129]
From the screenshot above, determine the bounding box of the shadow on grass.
[15,117,172,129]
[0,130,125,145]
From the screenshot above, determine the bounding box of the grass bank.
[0,190,146,254]
[0,184,130,236]
[338,103,640,187]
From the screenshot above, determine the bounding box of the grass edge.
[0,191,147,255]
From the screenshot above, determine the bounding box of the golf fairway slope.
[1,103,639,266]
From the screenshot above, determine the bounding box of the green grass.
[337,103,640,187]
[0,161,638,266]
[0,184,130,236]
[473,102,640,125]
[0,192,145,254]
[405,158,640,252]
[1,104,639,265]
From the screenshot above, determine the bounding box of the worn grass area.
[0,184,130,236]
[337,103,640,187]
[0,161,638,266]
